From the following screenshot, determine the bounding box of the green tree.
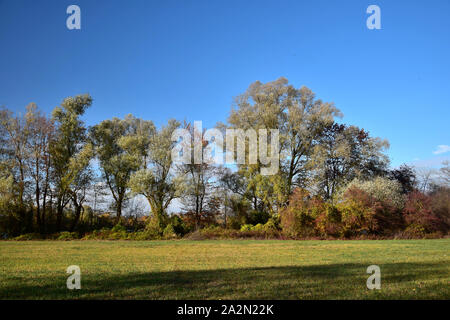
[224,77,341,210]
[127,119,182,226]
[50,94,93,231]
[90,115,146,222]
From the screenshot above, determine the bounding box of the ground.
[0,239,449,299]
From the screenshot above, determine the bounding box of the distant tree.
[439,161,450,187]
[415,167,436,193]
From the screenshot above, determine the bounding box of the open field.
[0,239,449,299]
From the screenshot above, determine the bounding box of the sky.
[0,0,449,169]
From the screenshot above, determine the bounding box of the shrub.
[280,189,324,237]
[131,230,161,240]
[247,210,270,225]
[430,187,450,231]
[169,215,190,236]
[57,232,79,241]
[339,177,405,234]
[315,204,342,237]
[111,223,127,233]
[337,188,377,237]
[163,224,177,239]
[240,224,253,232]
[145,216,165,237]
[340,177,405,209]
[403,191,445,233]
[13,233,42,241]
[263,217,280,233]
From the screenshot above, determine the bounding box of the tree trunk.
[115,197,123,224]
[56,199,63,232]
[70,204,82,232]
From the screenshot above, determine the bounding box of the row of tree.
[1,78,448,238]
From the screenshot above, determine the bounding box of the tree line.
[1,78,449,239]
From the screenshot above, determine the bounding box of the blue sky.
[1,0,449,168]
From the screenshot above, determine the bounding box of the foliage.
[0,82,449,239]
[403,191,446,234]
[56,231,79,241]
[339,176,405,209]
[280,189,325,237]
[312,123,389,200]
[389,164,417,194]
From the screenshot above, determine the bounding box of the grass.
[0,239,449,299]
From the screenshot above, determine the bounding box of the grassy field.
[0,239,449,299]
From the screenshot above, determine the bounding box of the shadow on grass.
[1,261,449,299]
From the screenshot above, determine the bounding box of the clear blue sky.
[1,0,449,168]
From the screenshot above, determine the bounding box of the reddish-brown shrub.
[403,191,445,234]
[280,188,326,237]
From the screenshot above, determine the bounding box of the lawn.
[0,239,449,299]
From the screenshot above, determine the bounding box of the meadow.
[0,239,449,299]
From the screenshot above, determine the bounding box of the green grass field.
[0,239,449,299]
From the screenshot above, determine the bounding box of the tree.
[224,77,341,210]
[312,123,389,200]
[389,164,416,194]
[66,143,94,231]
[415,167,436,193]
[24,104,55,233]
[0,107,34,232]
[438,161,450,187]
[90,115,144,222]
[127,119,182,226]
[50,94,93,231]
[178,122,219,229]
[0,107,30,209]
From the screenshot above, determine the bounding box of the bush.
[315,204,342,237]
[337,188,377,237]
[57,232,79,241]
[263,217,280,233]
[280,189,324,237]
[13,233,42,241]
[340,177,405,209]
[403,191,445,234]
[247,210,270,225]
[163,224,177,239]
[430,187,450,231]
[338,179,405,235]
[169,215,190,236]
[111,223,127,233]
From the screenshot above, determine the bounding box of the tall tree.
[225,77,341,209]
[50,94,93,231]
[90,115,144,222]
[0,107,30,209]
[127,119,182,225]
[24,104,55,232]
[178,122,219,229]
